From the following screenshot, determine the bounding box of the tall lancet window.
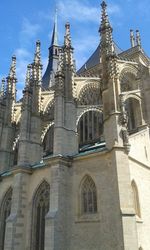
[125,98,142,132]
[43,125,54,156]
[0,187,12,250]
[131,180,141,218]
[78,110,103,148]
[31,181,50,250]
[81,175,97,214]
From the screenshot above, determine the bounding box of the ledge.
[75,213,100,223]
[136,216,143,224]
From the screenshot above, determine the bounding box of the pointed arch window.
[31,181,50,250]
[81,175,97,214]
[43,125,54,156]
[0,187,12,250]
[78,110,104,148]
[131,180,141,218]
[125,98,142,133]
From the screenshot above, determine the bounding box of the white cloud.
[108,3,121,15]
[58,0,99,23]
[57,0,121,23]
[14,48,32,100]
[14,17,42,100]
[20,18,41,45]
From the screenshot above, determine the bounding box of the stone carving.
[119,94,131,153]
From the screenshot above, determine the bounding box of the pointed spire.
[6,56,17,99]
[63,22,74,68]
[8,55,17,79]
[130,29,135,48]
[136,30,141,47]
[99,1,115,57]
[51,9,58,46]
[32,40,43,82]
[64,22,72,48]
[34,40,41,64]
[99,1,112,33]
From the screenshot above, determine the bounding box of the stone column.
[4,168,31,250]
[45,157,70,250]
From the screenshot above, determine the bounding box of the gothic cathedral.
[0,1,150,250]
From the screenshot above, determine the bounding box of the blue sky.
[0,0,150,98]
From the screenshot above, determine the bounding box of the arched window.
[120,71,138,92]
[78,84,102,105]
[55,49,58,56]
[43,125,54,156]
[80,175,97,214]
[31,181,50,250]
[78,110,104,148]
[125,98,142,132]
[0,188,12,250]
[131,180,141,218]
[13,143,18,166]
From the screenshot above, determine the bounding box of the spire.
[51,9,58,46]
[99,1,115,57]
[6,55,17,99]
[130,29,135,48]
[63,22,74,67]
[100,1,112,33]
[32,40,42,82]
[42,10,60,89]
[8,55,17,79]
[136,30,141,47]
[64,22,72,48]
[34,40,41,65]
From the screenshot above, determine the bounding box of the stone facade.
[0,1,150,250]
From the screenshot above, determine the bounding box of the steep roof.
[77,42,122,75]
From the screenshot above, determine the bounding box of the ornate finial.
[130,29,135,48]
[6,56,17,98]
[101,1,107,9]
[64,22,71,48]
[136,30,141,47]
[9,55,16,78]
[99,1,112,32]
[25,64,32,86]
[34,40,41,64]
[99,1,114,58]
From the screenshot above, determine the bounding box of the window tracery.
[81,176,97,214]
[78,110,103,147]
[125,97,142,132]
[120,72,139,92]
[31,181,50,250]
[0,188,12,250]
[78,83,102,105]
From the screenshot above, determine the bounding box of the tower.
[53,22,78,156]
